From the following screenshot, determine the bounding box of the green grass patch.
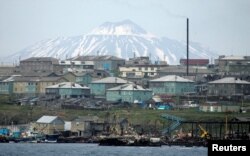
[0,104,249,126]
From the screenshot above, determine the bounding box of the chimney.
[187,18,189,76]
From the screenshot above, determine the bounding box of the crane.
[198,125,211,139]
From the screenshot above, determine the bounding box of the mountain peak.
[90,19,147,35]
[4,20,217,65]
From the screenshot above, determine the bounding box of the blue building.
[89,77,129,97]
[149,75,195,95]
[46,82,90,99]
[70,55,125,74]
[106,84,152,103]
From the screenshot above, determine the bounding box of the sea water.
[0,143,207,156]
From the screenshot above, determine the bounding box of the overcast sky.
[0,0,250,58]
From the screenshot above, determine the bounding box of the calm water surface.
[0,143,207,156]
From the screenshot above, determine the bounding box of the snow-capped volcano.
[90,19,148,36]
[6,20,217,64]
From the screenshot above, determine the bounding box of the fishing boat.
[99,136,161,147]
[43,134,60,143]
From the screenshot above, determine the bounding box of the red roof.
[180,59,209,65]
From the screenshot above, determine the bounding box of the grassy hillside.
[1,103,249,125]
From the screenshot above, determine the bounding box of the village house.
[46,82,90,99]
[207,77,250,96]
[32,115,65,135]
[71,116,99,137]
[106,84,152,103]
[149,75,195,95]
[89,77,129,97]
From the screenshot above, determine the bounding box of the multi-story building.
[149,75,195,95]
[19,57,61,73]
[46,82,90,99]
[106,84,152,103]
[0,76,67,96]
[0,75,20,95]
[59,60,94,73]
[215,55,250,76]
[208,77,250,96]
[119,64,168,78]
[63,72,93,87]
[70,55,125,73]
[157,65,214,77]
[89,77,129,97]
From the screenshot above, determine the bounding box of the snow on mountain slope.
[6,20,218,64]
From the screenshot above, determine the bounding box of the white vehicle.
[182,101,199,108]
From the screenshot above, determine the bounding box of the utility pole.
[187,18,189,76]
